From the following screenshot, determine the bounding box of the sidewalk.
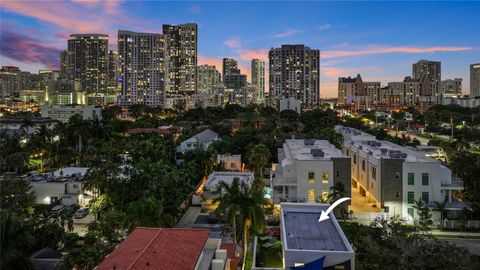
[430,229,480,237]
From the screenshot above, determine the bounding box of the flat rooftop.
[281,203,353,253]
[351,140,439,163]
[335,125,376,142]
[204,171,254,190]
[283,139,346,161]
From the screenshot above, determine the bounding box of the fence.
[442,219,480,230]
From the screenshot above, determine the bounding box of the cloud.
[274,28,300,38]
[223,37,268,61]
[188,4,201,14]
[0,29,62,69]
[323,45,473,59]
[316,24,331,31]
[321,66,357,78]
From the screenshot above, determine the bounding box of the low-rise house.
[28,167,91,206]
[335,125,466,222]
[271,139,351,204]
[96,227,236,270]
[251,203,355,270]
[198,171,255,210]
[216,154,243,171]
[175,129,219,165]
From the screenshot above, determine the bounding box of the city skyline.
[1,1,479,97]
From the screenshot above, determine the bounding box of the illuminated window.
[308,189,315,203]
[308,171,315,183]
[322,171,329,184]
[322,190,329,202]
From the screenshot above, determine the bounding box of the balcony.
[272,176,297,186]
[441,177,464,190]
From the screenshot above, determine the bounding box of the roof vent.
[304,139,315,146]
[311,148,325,158]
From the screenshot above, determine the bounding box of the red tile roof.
[96,227,210,270]
[220,243,239,269]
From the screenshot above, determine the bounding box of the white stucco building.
[175,129,220,165]
[335,126,465,222]
[28,167,91,206]
[271,139,351,205]
[40,104,102,123]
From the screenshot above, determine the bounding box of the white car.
[74,208,89,219]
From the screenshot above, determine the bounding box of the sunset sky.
[1,0,479,97]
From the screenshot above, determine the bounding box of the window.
[361,160,365,171]
[408,173,414,185]
[308,189,315,203]
[321,190,329,202]
[231,162,236,168]
[408,192,415,204]
[336,171,340,177]
[346,149,349,156]
[422,192,429,203]
[308,171,315,183]
[422,173,429,186]
[322,170,329,184]
[353,154,357,164]
[371,166,377,180]
[407,207,414,218]
[395,191,400,198]
[72,184,79,189]
[395,172,400,179]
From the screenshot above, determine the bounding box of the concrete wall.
[380,159,403,217]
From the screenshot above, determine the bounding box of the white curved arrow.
[318,197,351,222]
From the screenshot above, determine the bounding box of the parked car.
[49,205,65,215]
[63,204,80,216]
[74,208,89,219]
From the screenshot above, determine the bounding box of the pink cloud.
[322,67,357,78]
[223,37,268,61]
[323,45,472,59]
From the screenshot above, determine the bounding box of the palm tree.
[247,144,271,186]
[212,177,266,269]
[454,137,470,151]
[20,115,33,135]
[237,183,266,270]
[433,199,447,227]
[328,182,347,220]
[211,179,242,245]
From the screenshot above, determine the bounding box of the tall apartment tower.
[471,63,480,97]
[117,30,167,107]
[251,59,265,104]
[222,58,240,77]
[162,23,198,96]
[66,34,109,96]
[269,45,320,109]
[197,65,221,94]
[412,60,441,96]
[59,50,69,79]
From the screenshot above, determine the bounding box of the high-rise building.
[66,34,109,98]
[440,78,462,95]
[251,59,265,104]
[222,58,240,77]
[337,74,381,110]
[269,45,320,109]
[163,23,198,96]
[59,50,69,78]
[117,30,167,107]
[0,66,30,99]
[412,60,441,96]
[471,63,480,97]
[197,65,221,94]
